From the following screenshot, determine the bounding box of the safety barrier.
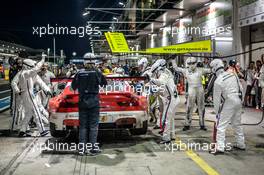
[0,82,10,112]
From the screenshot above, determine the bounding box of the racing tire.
[129,120,148,135]
[50,122,67,138]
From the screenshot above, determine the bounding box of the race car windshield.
[51,77,142,94]
[53,80,129,93]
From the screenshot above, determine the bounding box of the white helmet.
[151,59,167,74]
[138,57,148,72]
[116,67,125,75]
[186,57,197,71]
[83,52,95,59]
[210,59,224,74]
[23,59,36,69]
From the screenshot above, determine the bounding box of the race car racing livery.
[48,76,148,137]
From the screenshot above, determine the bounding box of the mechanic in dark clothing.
[71,59,107,156]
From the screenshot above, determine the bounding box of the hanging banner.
[105,32,130,53]
[105,32,211,54]
[145,40,212,54]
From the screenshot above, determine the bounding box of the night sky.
[0,0,119,57]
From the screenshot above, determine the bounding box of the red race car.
[48,75,148,137]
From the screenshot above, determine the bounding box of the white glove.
[42,53,47,58]
[45,90,52,96]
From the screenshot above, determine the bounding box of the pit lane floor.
[0,97,264,175]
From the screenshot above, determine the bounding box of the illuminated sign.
[145,40,212,54]
[105,32,130,53]
[105,32,211,54]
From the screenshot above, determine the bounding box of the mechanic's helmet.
[23,59,36,70]
[8,57,18,67]
[210,59,224,74]
[137,57,148,72]
[83,52,95,59]
[116,67,125,75]
[229,59,237,67]
[151,59,166,74]
[16,57,23,69]
[186,57,197,71]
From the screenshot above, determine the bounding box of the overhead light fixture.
[85,7,186,12]
[204,2,211,7]
[118,2,125,7]
[214,37,233,41]
[82,11,90,16]
[181,18,192,23]
[112,17,118,21]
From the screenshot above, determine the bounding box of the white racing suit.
[11,58,50,133]
[142,67,160,126]
[10,71,24,131]
[174,66,210,127]
[213,72,246,152]
[38,70,56,108]
[150,68,180,141]
[259,65,264,107]
[34,76,52,124]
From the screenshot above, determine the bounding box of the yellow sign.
[105,32,130,53]
[146,40,212,54]
[4,69,9,81]
[105,33,212,54]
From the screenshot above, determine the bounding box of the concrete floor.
[0,97,264,175]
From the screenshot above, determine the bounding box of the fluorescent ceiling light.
[118,2,125,7]
[83,12,90,16]
[204,2,211,7]
[214,37,233,41]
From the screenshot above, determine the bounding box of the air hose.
[242,108,264,126]
[183,47,264,59]
[145,47,264,126]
